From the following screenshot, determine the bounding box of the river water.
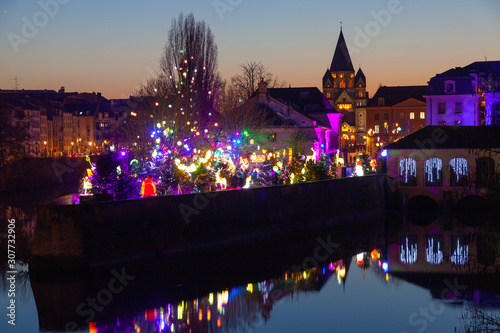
[1,189,499,333]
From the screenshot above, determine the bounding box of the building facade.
[385,125,500,206]
[366,86,427,155]
[425,61,500,126]
[242,82,343,162]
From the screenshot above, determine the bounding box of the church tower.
[323,28,367,159]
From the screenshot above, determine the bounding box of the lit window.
[350,73,354,78]
[326,92,331,99]
[399,157,417,186]
[339,73,345,78]
[426,235,443,264]
[400,235,418,264]
[337,103,352,110]
[425,157,443,187]
[374,125,379,133]
[332,73,336,78]
[349,81,353,88]
[358,92,363,98]
[420,112,425,119]
[410,112,415,119]
[451,235,468,265]
[449,157,468,187]
[340,81,345,88]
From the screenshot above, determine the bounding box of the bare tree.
[230,61,285,102]
[117,13,222,166]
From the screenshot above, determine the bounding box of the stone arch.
[407,195,439,225]
[455,195,488,226]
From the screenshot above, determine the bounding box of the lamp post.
[71,142,74,155]
[88,142,93,155]
[43,141,47,158]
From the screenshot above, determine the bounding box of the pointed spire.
[330,29,354,72]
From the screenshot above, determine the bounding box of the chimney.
[258,81,268,94]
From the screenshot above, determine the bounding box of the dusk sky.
[1,0,499,99]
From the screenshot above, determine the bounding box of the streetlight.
[43,141,47,157]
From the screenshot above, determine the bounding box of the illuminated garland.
[451,237,469,265]
[449,157,468,182]
[425,158,442,183]
[426,237,443,264]
[400,236,418,264]
[399,158,416,184]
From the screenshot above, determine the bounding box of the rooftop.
[385,125,500,150]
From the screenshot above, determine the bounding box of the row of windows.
[374,112,425,120]
[399,156,495,187]
[400,235,468,266]
[437,102,462,114]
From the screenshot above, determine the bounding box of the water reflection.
[2,196,500,332]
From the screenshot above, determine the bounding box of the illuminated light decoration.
[451,236,469,265]
[217,316,221,327]
[240,157,249,171]
[170,323,174,332]
[121,151,126,157]
[371,249,378,260]
[355,159,364,177]
[400,235,418,264]
[243,175,252,189]
[247,283,253,293]
[399,157,417,185]
[89,322,97,333]
[426,235,443,264]
[207,309,211,321]
[209,293,213,305]
[199,309,203,321]
[273,166,279,172]
[116,166,122,175]
[381,149,387,157]
[425,158,443,185]
[449,157,468,186]
[290,173,295,184]
[177,304,183,319]
[385,273,389,282]
[336,265,346,284]
[382,262,388,272]
[356,253,364,266]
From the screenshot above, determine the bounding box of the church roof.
[355,68,366,84]
[330,30,355,72]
